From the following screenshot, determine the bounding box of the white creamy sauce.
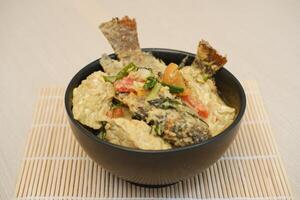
[72,63,235,149]
[181,66,235,136]
[106,118,171,150]
[72,71,114,129]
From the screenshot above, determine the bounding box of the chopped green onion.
[161,83,184,94]
[154,123,163,135]
[143,77,158,90]
[115,63,138,80]
[103,75,117,83]
[103,63,137,83]
[146,82,162,101]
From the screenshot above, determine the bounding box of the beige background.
[0,0,299,199]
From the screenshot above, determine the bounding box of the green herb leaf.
[148,98,180,109]
[111,98,125,109]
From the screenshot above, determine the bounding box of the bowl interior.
[65,48,246,151]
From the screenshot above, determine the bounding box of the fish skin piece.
[99,16,166,74]
[192,40,227,77]
[99,16,141,60]
[117,93,210,147]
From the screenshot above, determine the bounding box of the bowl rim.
[65,48,247,154]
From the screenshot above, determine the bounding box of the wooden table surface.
[0,0,299,199]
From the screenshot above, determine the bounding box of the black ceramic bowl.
[65,48,246,186]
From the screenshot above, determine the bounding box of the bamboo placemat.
[15,80,294,200]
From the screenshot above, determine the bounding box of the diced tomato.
[181,95,209,118]
[114,76,145,93]
[114,76,135,93]
[106,107,124,118]
[112,107,124,117]
[114,86,135,93]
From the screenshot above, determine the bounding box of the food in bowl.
[72,16,236,150]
